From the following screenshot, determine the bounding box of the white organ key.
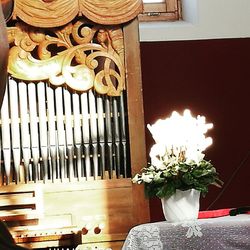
[0,83,11,183]
[64,89,73,147]
[73,93,82,145]
[19,81,31,182]
[88,90,98,142]
[80,92,91,179]
[47,85,56,147]
[55,87,66,179]
[88,90,98,179]
[9,78,21,182]
[97,95,105,178]
[28,83,40,181]
[37,82,48,181]
[46,83,57,181]
[81,93,90,143]
[104,96,113,178]
[63,88,74,180]
[97,96,105,141]
[73,93,82,179]
[55,87,66,146]
[37,82,48,149]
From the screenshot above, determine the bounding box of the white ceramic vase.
[161,189,200,222]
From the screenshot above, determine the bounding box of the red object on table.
[198,208,232,219]
[198,208,250,219]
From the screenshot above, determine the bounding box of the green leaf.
[135,158,223,199]
[182,173,195,185]
[156,183,175,199]
[179,163,190,172]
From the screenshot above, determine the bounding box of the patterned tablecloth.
[122,214,250,250]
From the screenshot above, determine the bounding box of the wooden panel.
[0,210,40,221]
[77,240,124,250]
[1,180,133,248]
[0,184,44,221]
[139,12,179,22]
[139,0,180,22]
[143,3,167,13]
[18,238,78,249]
[123,19,150,226]
[10,214,73,232]
[0,195,36,206]
[41,180,133,242]
[42,179,131,192]
[166,0,178,12]
[0,183,42,193]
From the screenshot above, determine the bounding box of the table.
[122,214,250,250]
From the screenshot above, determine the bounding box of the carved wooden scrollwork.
[7,19,125,96]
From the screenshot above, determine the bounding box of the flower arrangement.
[132,109,223,199]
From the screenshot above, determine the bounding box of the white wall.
[139,0,250,41]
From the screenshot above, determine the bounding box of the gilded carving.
[7,20,125,96]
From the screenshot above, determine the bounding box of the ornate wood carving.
[7,19,125,96]
[12,0,143,27]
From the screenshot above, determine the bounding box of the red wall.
[140,39,250,222]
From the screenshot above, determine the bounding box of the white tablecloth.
[122,214,250,250]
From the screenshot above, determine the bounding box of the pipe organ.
[2,79,129,183]
[0,0,149,249]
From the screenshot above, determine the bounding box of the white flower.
[174,164,180,171]
[168,157,179,166]
[149,144,166,158]
[141,173,154,183]
[132,174,142,184]
[151,157,165,170]
[149,144,166,169]
[153,171,163,181]
[147,109,213,155]
[185,150,205,164]
[131,109,221,200]
[163,154,171,165]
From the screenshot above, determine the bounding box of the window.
[140,0,181,22]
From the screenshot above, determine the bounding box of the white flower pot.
[161,189,200,222]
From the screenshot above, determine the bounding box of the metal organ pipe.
[0,78,130,184]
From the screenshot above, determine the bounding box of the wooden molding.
[123,19,150,225]
[9,0,143,27]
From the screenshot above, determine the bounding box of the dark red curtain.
[140,39,250,222]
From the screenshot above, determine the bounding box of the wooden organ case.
[0,0,150,249]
